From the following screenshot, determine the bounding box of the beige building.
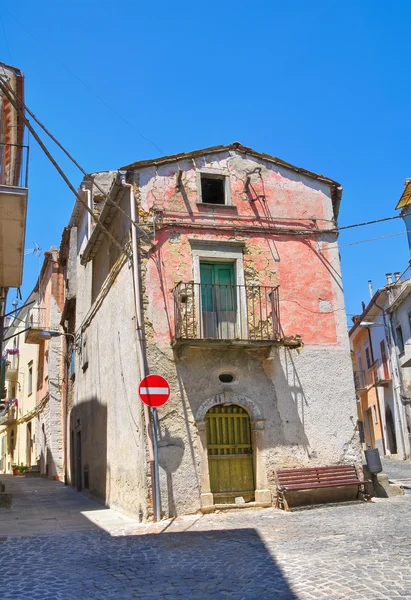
[0,293,38,472]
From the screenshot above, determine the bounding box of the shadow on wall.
[69,398,107,503]
[157,426,185,518]
[263,347,310,453]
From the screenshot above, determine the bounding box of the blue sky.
[1,0,410,322]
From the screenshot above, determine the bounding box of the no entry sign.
[139,374,170,408]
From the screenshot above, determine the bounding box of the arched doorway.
[205,404,254,504]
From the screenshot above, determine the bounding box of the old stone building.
[63,143,359,518]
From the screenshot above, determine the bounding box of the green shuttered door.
[205,405,254,504]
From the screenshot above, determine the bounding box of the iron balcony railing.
[173,282,280,342]
[354,370,366,392]
[26,304,46,330]
[0,142,29,188]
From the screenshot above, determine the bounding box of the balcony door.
[200,262,236,339]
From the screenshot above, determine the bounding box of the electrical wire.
[0,4,165,155]
[0,76,130,257]
[0,9,12,64]
[0,75,152,243]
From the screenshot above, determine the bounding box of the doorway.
[26,422,32,466]
[205,404,254,504]
[76,430,82,492]
[200,262,236,339]
[385,406,397,454]
[364,408,376,448]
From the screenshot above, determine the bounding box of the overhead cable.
[0,4,165,154]
[0,77,129,257]
[0,77,152,243]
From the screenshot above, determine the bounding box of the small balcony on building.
[172,282,283,348]
[25,304,47,344]
[0,143,29,288]
[372,358,391,386]
[0,404,17,426]
[354,370,367,393]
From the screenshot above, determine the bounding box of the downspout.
[119,173,156,518]
[376,299,408,459]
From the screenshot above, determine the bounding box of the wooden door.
[200,262,236,338]
[205,405,254,504]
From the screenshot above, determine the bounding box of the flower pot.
[12,468,19,476]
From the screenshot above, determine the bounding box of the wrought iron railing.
[26,304,46,331]
[0,142,29,187]
[173,282,280,342]
[354,370,366,391]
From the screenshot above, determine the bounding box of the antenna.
[24,242,42,257]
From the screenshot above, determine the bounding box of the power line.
[0,4,165,155]
[337,231,408,249]
[0,76,152,243]
[0,76,130,257]
[338,214,402,231]
[0,9,12,64]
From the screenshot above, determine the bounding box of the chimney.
[368,280,373,298]
[394,272,401,282]
[386,273,393,285]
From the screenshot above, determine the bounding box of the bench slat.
[280,479,369,491]
[277,465,355,474]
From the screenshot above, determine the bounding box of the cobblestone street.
[1,473,411,599]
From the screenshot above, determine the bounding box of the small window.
[373,405,378,424]
[28,362,33,395]
[396,325,405,354]
[200,174,226,205]
[364,345,372,370]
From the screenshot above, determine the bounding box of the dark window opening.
[396,325,405,354]
[219,373,234,383]
[201,176,225,205]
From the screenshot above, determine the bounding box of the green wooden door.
[200,262,236,338]
[205,405,254,504]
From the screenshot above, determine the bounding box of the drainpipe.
[119,173,158,520]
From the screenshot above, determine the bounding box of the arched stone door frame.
[196,391,271,510]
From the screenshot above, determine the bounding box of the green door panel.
[205,405,254,503]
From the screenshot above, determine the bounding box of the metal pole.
[152,407,161,522]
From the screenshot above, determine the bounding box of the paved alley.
[1,473,411,599]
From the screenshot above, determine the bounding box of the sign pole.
[138,374,170,523]
[152,407,161,522]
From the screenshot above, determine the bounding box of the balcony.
[0,143,29,288]
[173,282,282,348]
[354,370,367,393]
[5,366,18,382]
[372,358,391,385]
[25,304,47,344]
[0,404,17,426]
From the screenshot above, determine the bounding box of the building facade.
[0,293,39,473]
[25,248,65,479]
[63,143,360,518]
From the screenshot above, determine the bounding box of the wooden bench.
[276,465,371,511]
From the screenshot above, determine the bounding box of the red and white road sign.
[138,374,170,408]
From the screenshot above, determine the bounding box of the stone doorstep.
[201,501,272,514]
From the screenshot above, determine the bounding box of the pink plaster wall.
[138,152,343,348]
